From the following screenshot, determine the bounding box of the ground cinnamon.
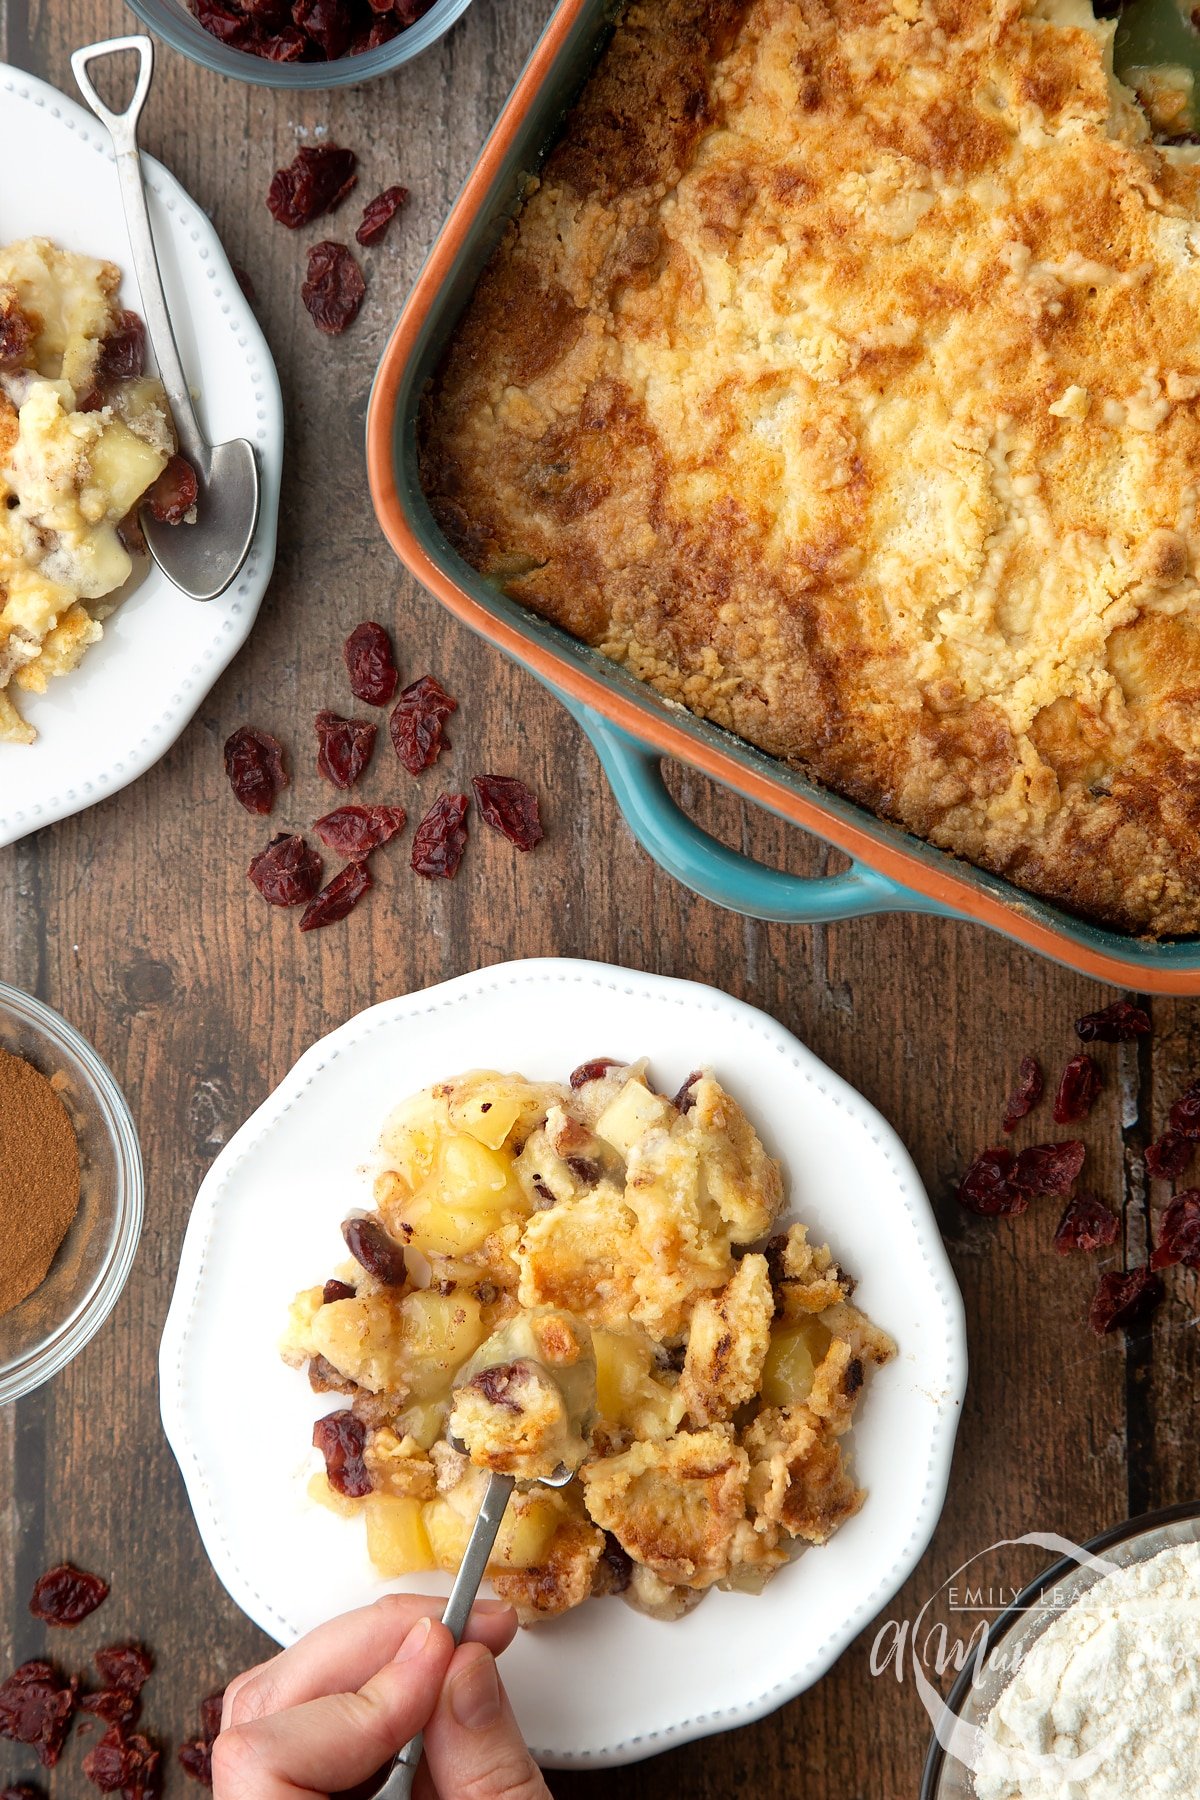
[0,1046,81,1316]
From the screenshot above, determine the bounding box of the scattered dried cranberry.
[147,454,199,525]
[322,1278,356,1304]
[315,710,376,788]
[1002,1056,1043,1133]
[313,805,406,858]
[96,311,146,383]
[301,240,365,336]
[178,1739,212,1785]
[1075,999,1151,1043]
[1089,1266,1163,1335]
[1145,1128,1194,1181]
[957,1148,1024,1216]
[472,775,543,850]
[570,1059,620,1089]
[199,1693,224,1745]
[1010,1140,1086,1198]
[93,1646,153,1701]
[1151,1191,1200,1270]
[312,1410,372,1498]
[1053,1054,1102,1124]
[344,622,399,706]
[267,145,357,228]
[224,727,288,816]
[1169,1081,1200,1138]
[299,860,372,931]
[30,1564,109,1627]
[390,676,456,775]
[232,264,257,305]
[341,1215,406,1284]
[0,1662,77,1767]
[81,1722,159,1795]
[80,1691,139,1727]
[411,792,469,879]
[1052,1193,1120,1253]
[248,834,323,908]
[356,185,409,247]
[672,1071,703,1112]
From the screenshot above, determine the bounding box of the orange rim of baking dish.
[366,0,1200,994]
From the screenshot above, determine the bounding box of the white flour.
[974,1541,1200,1800]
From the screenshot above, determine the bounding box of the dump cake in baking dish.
[420,0,1200,937]
[282,1060,893,1623]
[0,238,192,745]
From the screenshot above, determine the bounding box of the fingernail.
[473,1599,514,1616]
[394,1616,433,1664]
[450,1652,501,1729]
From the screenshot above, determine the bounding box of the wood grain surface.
[0,3,1196,1795]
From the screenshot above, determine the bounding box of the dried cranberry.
[0,1661,77,1767]
[315,710,376,788]
[94,1646,153,1700]
[291,0,352,57]
[566,1155,601,1185]
[299,860,372,931]
[957,1148,1024,1216]
[96,311,146,382]
[1169,1081,1200,1138]
[672,1071,703,1112]
[81,1722,159,1795]
[1010,1140,1086,1197]
[267,146,358,229]
[301,241,365,336]
[570,1058,620,1089]
[248,834,323,908]
[190,0,251,44]
[1151,1191,1200,1270]
[322,1278,356,1303]
[341,1215,406,1284]
[1089,1266,1163,1335]
[261,27,307,58]
[1052,1192,1119,1253]
[198,1693,224,1744]
[1145,1128,1195,1181]
[232,264,257,305]
[472,775,543,850]
[117,509,148,557]
[356,185,409,247]
[1075,999,1151,1043]
[147,454,199,525]
[1053,1054,1102,1124]
[0,297,34,366]
[178,1738,212,1785]
[312,1410,372,1498]
[411,792,469,878]
[1002,1055,1043,1133]
[30,1563,109,1626]
[313,805,406,857]
[389,676,456,775]
[224,727,287,816]
[344,622,399,706]
[80,1691,139,1726]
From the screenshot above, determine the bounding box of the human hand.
[213,1592,553,1799]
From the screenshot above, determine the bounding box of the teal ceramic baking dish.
[366,0,1200,994]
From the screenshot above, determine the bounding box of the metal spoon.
[357,1462,576,1800]
[70,36,259,602]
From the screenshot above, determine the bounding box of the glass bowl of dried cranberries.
[123,0,475,87]
[0,983,144,1405]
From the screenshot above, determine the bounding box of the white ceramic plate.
[160,958,967,1768]
[0,61,283,846]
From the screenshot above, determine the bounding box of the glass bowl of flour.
[921,1503,1200,1800]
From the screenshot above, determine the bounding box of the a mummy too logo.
[868,1532,1127,1788]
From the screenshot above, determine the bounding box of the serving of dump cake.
[282,1060,892,1623]
[421,0,1200,936]
[0,238,187,745]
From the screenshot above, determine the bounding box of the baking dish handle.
[568,703,950,923]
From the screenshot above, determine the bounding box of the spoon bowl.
[142,437,260,603]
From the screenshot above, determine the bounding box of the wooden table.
[1,2,1194,1793]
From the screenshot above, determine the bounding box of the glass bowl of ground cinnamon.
[0,982,143,1403]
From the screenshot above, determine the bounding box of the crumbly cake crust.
[420,0,1200,936]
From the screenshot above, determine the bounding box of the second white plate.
[0,59,283,846]
[160,957,967,1767]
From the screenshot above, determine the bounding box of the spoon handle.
[372,1471,515,1800]
[70,36,208,470]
